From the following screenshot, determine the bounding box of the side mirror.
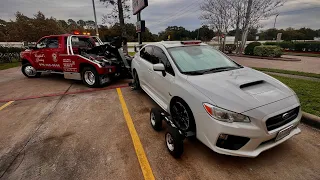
[153,63,166,76]
[153,63,165,71]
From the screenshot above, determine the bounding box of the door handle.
[148,69,152,73]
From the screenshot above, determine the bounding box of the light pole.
[273,13,279,29]
[92,0,99,36]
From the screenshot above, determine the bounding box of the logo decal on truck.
[52,53,58,62]
[63,59,77,72]
[35,54,45,63]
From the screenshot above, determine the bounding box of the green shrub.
[225,44,236,53]
[254,45,283,57]
[264,41,320,52]
[244,42,261,55]
[0,46,24,63]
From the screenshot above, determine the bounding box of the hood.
[187,67,295,113]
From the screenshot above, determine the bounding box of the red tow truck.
[20,34,132,87]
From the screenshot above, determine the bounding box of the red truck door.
[32,36,63,71]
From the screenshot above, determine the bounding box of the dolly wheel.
[150,108,162,131]
[165,127,184,158]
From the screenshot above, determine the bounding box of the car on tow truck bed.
[20,34,131,87]
[131,40,302,157]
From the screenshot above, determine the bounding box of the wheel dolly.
[128,82,195,158]
[150,108,196,158]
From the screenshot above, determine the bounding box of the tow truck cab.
[20,34,118,87]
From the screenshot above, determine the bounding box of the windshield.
[168,45,241,75]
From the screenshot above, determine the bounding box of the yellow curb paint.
[116,88,155,180]
[0,101,14,111]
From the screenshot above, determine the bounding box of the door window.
[36,37,59,49]
[153,47,175,76]
[140,46,159,64]
[36,38,48,49]
[47,37,59,48]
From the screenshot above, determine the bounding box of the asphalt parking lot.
[1,67,320,180]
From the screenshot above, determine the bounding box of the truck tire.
[81,66,100,88]
[21,63,41,78]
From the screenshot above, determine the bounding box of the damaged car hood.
[186,67,295,113]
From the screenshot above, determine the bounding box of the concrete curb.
[301,112,320,129]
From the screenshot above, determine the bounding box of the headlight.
[203,103,250,123]
[100,62,106,67]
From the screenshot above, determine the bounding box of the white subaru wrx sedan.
[131,41,301,157]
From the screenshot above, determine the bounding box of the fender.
[21,51,37,68]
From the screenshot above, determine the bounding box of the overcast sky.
[0,0,319,34]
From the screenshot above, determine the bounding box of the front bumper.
[195,102,301,158]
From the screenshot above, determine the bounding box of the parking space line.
[0,84,129,103]
[0,101,14,111]
[116,88,155,180]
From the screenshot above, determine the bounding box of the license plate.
[276,125,294,141]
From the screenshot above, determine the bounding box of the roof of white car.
[149,41,207,48]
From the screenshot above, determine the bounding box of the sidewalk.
[231,55,320,74]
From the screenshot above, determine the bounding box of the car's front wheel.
[81,66,100,88]
[22,63,41,78]
[170,99,196,132]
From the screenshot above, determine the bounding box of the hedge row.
[0,46,24,63]
[264,41,320,52]
[254,45,283,58]
[244,42,262,55]
[0,46,24,53]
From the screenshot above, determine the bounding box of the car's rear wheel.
[81,66,100,88]
[133,70,141,90]
[22,63,41,78]
[170,98,196,132]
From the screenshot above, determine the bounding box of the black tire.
[133,70,141,90]
[21,63,41,78]
[165,127,184,158]
[170,98,196,132]
[150,108,162,131]
[81,66,100,88]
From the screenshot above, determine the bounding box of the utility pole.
[137,12,142,45]
[273,14,279,29]
[91,0,99,36]
[239,0,253,54]
[197,28,200,40]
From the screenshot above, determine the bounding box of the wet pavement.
[0,67,319,180]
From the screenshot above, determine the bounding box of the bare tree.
[230,0,246,45]
[200,0,233,44]
[200,0,285,53]
[238,0,285,53]
[100,0,131,54]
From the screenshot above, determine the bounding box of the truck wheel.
[22,63,41,78]
[81,66,100,88]
[150,108,162,131]
[165,127,184,158]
